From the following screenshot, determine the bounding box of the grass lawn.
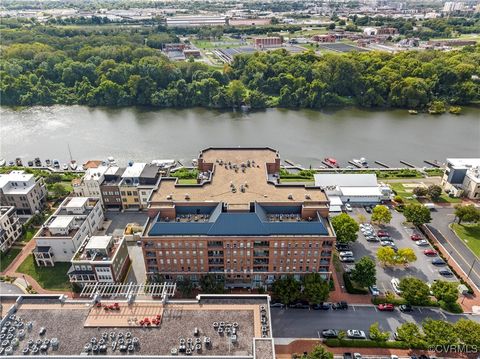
[452,223,480,258]
[17,255,71,291]
[177,179,198,184]
[0,248,22,272]
[389,183,419,204]
[280,178,315,185]
[436,193,462,204]
[20,228,37,243]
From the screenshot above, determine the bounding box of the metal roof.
[314,173,378,187]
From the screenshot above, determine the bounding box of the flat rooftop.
[65,196,89,208]
[447,158,480,168]
[151,148,327,205]
[3,295,273,358]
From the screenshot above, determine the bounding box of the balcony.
[253,250,269,257]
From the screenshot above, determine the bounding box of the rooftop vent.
[167,194,172,200]
[305,194,311,199]
[288,194,293,200]
[185,194,190,200]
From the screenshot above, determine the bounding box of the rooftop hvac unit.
[288,194,293,199]
[167,194,172,200]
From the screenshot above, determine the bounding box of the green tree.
[177,277,195,298]
[412,187,428,197]
[302,273,329,305]
[403,203,432,226]
[396,322,426,347]
[454,204,480,224]
[272,275,301,305]
[331,213,359,243]
[398,277,431,305]
[431,280,458,304]
[303,345,333,359]
[371,205,392,225]
[49,183,69,199]
[350,256,376,288]
[454,319,480,346]
[226,80,246,107]
[377,246,396,266]
[427,185,442,201]
[369,322,390,342]
[199,274,225,294]
[422,319,458,346]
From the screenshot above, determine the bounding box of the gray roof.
[314,173,378,187]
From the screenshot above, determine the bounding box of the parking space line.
[352,305,356,311]
[418,308,422,313]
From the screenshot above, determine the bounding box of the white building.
[68,235,130,285]
[73,165,109,202]
[0,206,22,253]
[442,158,480,199]
[313,173,391,211]
[33,197,104,266]
[0,170,47,216]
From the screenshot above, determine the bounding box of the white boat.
[107,156,117,165]
[151,159,176,168]
[69,160,78,170]
[0,159,5,167]
[62,163,69,170]
[353,157,368,167]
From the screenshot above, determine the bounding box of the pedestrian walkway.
[329,265,372,304]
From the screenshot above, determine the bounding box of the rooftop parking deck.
[150,148,327,206]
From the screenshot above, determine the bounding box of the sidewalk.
[329,264,372,304]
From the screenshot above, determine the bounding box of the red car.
[424,249,437,256]
[377,231,390,237]
[377,303,395,311]
[411,234,422,241]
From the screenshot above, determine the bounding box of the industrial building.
[166,16,227,27]
[313,173,391,211]
[142,147,335,288]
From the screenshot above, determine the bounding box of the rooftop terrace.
[150,148,327,206]
[1,295,273,358]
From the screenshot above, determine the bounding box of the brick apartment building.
[141,147,335,289]
[253,37,283,49]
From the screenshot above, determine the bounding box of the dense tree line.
[1,25,479,109]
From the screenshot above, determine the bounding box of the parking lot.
[345,206,458,296]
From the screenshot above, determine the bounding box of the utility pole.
[466,258,477,281]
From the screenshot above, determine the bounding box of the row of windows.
[121,191,138,196]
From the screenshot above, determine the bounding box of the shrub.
[343,272,368,295]
[438,300,463,313]
[324,339,412,349]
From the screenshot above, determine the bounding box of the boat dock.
[400,160,416,168]
[374,161,390,168]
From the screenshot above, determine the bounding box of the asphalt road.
[428,208,480,291]
[271,306,480,339]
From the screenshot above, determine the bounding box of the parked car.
[439,269,454,277]
[289,302,310,309]
[410,234,422,241]
[377,230,390,237]
[354,353,362,359]
[336,243,350,251]
[270,303,284,308]
[391,278,402,295]
[416,240,430,246]
[423,249,437,256]
[332,301,348,310]
[399,304,413,312]
[312,302,331,310]
[366,236,380,242]
[346,329,366,339]
[339,251,354,257]
[377,303,395,311]
[369,285,380,296]
[340,256,355,263]
[345,203,353,212]
[322,329,338,338]
[364,206,372,213]
[432,258,446,266]
[343,353,353,359]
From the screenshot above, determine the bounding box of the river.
[1,105,479,168]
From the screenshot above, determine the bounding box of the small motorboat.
[324,157,339,168]
[69,160,78,170]
[8,161,15,166]
[408,110,418,115]
[34,157,42,167]
[352,157,368,167]
[27,161,34,167]
[45,159,51,167]
[62,163,69,170]
[53,159,60,168]
[15,157,23,167]
[0,158,6,167]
